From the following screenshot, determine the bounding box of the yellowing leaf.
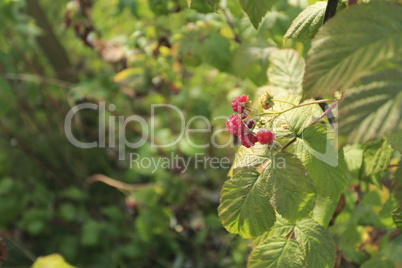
[220,27,234,39]
[32,254,76,268]
[113,68,143,84]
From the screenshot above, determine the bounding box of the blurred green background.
[0,0,308,267]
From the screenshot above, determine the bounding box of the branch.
[85,174,153,192]
[221,8,242,44]
[279,137,297,152]
[310,101,338,126]
[259,98,338,116]
[323,0,339,24]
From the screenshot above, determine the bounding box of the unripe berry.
[257,129,276,144]
[240,133,258,148]
[259,92,274,110]
[231,94,248,114]
[226,114,246,136]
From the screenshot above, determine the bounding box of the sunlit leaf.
[294,218,336,268]
[392,207,402,231]
[387,130,402,153]
[248,236,305,267]
[339,68,402,144]
[32,254,76,268]
[303,2,402,99]
[232,145,270,170]
[271,94,323,139]
[294,125,348,199]
[284,2,326,39]
[239,0,278,29]
[267,49,305,91]
[251,216,295,247]
[359,139,394,187]
[263,152,316,222]
[218,168,276,238]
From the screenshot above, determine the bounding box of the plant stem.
[272,99,298,106]
[279,137,297,152]
[258,99,338,116]
[287,230,295,240]
[221,8,242,44]
[323,0,339,24]
[85,174,153,192]
[310,101,338,126]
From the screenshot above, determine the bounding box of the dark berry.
[240,133,258,148]
[241,114,255,129]
[226,114,246,136]
[245,120,255,129]
[257,129,276,144]
[231,95,248,114]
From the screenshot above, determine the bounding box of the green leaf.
[203,32,232,72]
[392,207,402,231]
[387,130,402,153]
[294,218,336,268]
[339,68,402,144]
[361,258,395,268]
[303,2,402,99]
[248,236,305,268]
[232,44,276,86]
[311,195,339,227]
[267,49,305,91]
[284,1,326,39]
[239,0,276,29]
[263,152,316,222]
[207,0,219,10]
[294,125,348,199]
[81,220,106,246]
[343,145,364,179]
[218,168,276,238]
[378,235,402,264]
[394,167,402,204]
[148,0,169,15]
[232,145,270,170]
[251,215,295,248]
[189,0,215,13]
[271,95,323,139]
[359,139,394,187]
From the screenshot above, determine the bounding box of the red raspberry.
[226,114,246,136]
[231,95,248,114]
[240,133,258,148]
[257,129,276,144]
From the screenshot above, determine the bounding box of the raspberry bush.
[219,1,402,267]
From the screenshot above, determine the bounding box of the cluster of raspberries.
[226,95,275,148]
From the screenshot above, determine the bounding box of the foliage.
[0,0,401,267]
[216,0,402,267]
